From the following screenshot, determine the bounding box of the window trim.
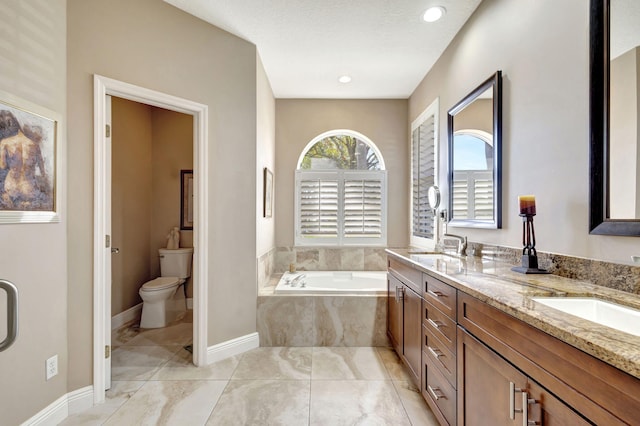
[410,98,440,250]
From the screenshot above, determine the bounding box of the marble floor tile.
[232,347,312,380]
[310,380,411,426]
[111,345,181,381]
[152,348,240,380]
[206,380,310,426]
[60,381,145,425]
[393,380,440,426]
[104,380,226,426]
[311,347,389,380]
[376,346,414,382]
[122,321,192,347]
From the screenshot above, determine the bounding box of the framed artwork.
[263,167,273,218]
[180,169,193,230]
[0,92,60,223]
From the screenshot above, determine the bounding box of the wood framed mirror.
[447,71,503,229]
[590,0,640,235]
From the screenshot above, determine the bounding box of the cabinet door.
[527,380,590,426]
[458,327,527,426]
[403,284,422,386]
[387,273,403,354]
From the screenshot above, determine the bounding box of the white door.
[104,94,113,390]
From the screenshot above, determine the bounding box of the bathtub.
[274,271,387,295]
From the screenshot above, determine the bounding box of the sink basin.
[532,297,640,337]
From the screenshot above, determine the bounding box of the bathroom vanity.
[386,249,640,426]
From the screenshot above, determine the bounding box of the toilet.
[139,247,193,329]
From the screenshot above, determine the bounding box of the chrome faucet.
[443,233,467,256]
[290,273,306,286]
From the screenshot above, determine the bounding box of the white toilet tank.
[159,248,193,279]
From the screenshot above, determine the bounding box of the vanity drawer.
[424,300,457,355]
[423,324,456,388]
[388,258,422,294]
[423,355,457,426]
[423,274,456,320]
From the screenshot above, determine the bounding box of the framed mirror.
[447,71,502,229]
[590,0,640,235]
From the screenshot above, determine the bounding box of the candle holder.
[511,213,550,274]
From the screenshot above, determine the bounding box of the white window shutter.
[298,178,339,238]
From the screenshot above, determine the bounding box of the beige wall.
[610,47,640,218]
[149,107,194,290]
[68,0,257,392]
[409,0,640,264]
[111,98,194,316]
[275,99,409,248]
[256,54,276,258]
[0,1,68,424]
[111,97,153,315]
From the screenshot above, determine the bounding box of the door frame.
[93,75,209,403]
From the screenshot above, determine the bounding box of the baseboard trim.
[67,386,94,415]
[207,332,259,364]
[21,386,93,426]
[111,303,142,330]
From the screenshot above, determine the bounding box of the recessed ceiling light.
[338,75,352,84]
[423,6,446,23]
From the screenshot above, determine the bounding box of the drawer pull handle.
[427,318,443,329]
[427,289,444,298]
[510,382,537,425]
[427,345,442,359]
[427,385,445,401]
[395,286,404,303]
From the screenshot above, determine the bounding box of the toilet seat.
[141,277,181,291]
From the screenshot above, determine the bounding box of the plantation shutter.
[412,115,436,238]
[344,174,384,238]
[452,170,493,220]
[295,170,387,246]
[298,178,339,238]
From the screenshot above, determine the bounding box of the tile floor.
[61,312,438,425]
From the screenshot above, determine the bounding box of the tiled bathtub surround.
[258,280,388,347]
[467,242,640,295]
[257,247,276,289]
[274,247,387,273]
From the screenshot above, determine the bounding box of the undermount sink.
[532,297,640,337]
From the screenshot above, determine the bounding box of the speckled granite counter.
[386,248,640,380]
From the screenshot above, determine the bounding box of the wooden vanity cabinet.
[458,327,589,426]
[387,258,423,387]
[458,291,640,425]
[422,273,458,426]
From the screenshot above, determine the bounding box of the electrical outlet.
[46,355,58,381]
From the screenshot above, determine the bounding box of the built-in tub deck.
[258,271,389,347]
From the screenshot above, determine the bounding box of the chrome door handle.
[427,318,442,329]
[111,247,120,254]
[0,279,18,352]
[427,385,445,401]
[427,289,444,298]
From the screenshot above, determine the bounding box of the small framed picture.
[263,167,273,218]
[180,169,193,230]
[0,92,60,224]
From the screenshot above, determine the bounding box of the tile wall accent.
[274,247,387,273]
[257,248,276,289]
[467,242,640,295]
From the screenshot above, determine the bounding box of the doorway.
[93,75,209,404]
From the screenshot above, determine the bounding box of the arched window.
[295,130,387,246]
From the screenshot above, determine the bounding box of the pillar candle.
[519,195,536,215]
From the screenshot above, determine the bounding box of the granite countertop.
[386,248,640,380]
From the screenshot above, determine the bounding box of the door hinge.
[105,235,110,248]
[105,124,111,138]
[105,345,111,359]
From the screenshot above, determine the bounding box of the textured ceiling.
[164,0,482,99]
